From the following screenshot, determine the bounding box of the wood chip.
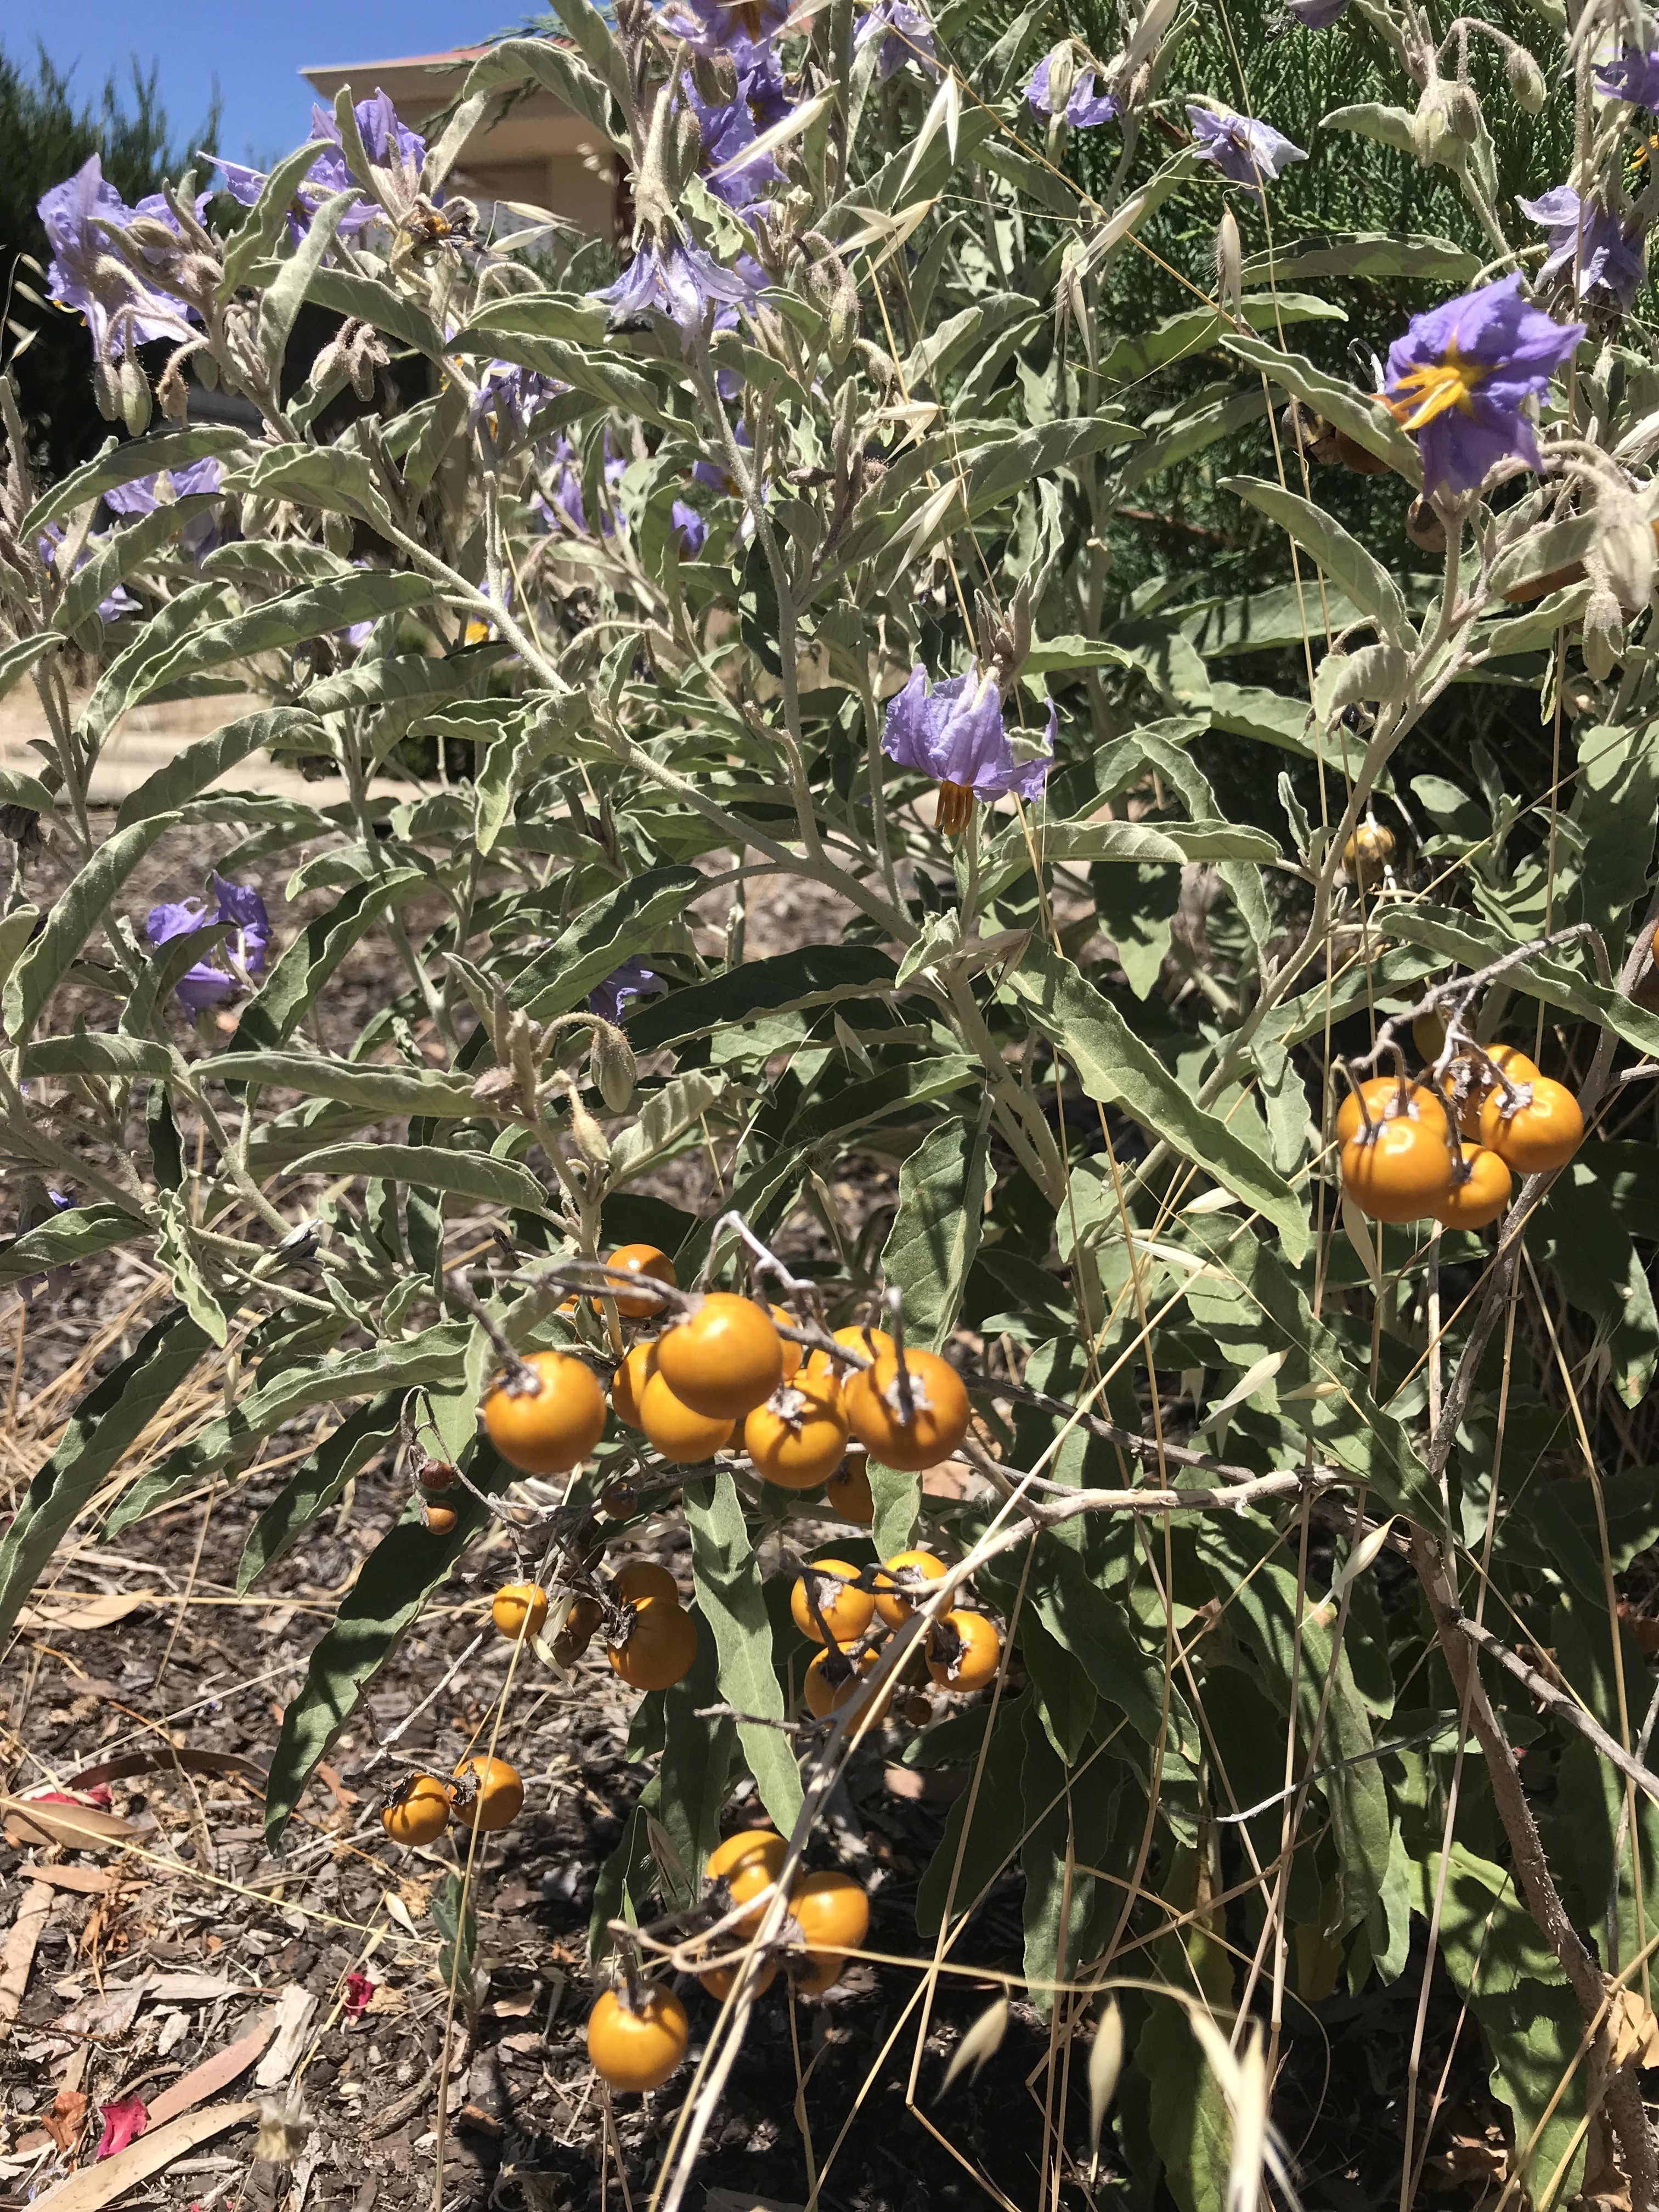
[60,1747,269,1793]
[147,1973,254,2003]
[148,2017,278,2126]
[2,1797,137,1853]
[30,2101,256,2212]
[0,1882,53,2030]
[253,1985,319,2089]
[56,1979,151,2040]
[16,1594,148,1632]
[20,1865,112,1897]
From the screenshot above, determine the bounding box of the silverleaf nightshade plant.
[4,0,1659,2204]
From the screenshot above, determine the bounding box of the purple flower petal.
[672,499,709,557]
[1026,57,1120,127]
[1596,45,1659,106]
[592,240,753,354]
[1187,104,1306,195]
[881,665,1054,801]
[1381,272,1585,496]
[588,957,667,1024]
[854,0,939,78]
[1519,185,1648,309]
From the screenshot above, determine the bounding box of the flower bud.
[1215,206,1242,319]
[1412,80,1479,163]
[118,356,152,437]
[567,1090,612,1169]
[92,358,121,422]
[1045,43,1079,116]
[1595,509,1657,612]
[829,260,860,362]
[156,349,191,421]
[194,348,219,391]
[1583,583,1625,680]
[674,105,704,195]
[589,1020,637,1114]
[1505,46,1547,114]
[1406,496,1448,553]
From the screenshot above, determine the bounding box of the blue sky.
[4,3,534,166]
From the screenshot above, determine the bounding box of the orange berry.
[450,1754,523,1831]
[790,1560,877,1645]
[1339,1111,1455,1224]
[381,1774,450,1846]
[701,1956,777,1999]
[638,1368,735,1463]
[422,1500,459,1536]
[1479,1074,1583,1174]
[803,1644,889,1722]
[418,1458,458,1491]
[805,1325,896,1384]
[770,1306,805,1381]
[872,1548,949,1629]
[483,1351,607,1475]
[744,1378,850,1491]
[608,1593,698,1691]
[707,1829,787,1886]
[611,1341,657,1430]
[492,1581,549,1642]
[787,1870,869,1994]
[825,1452,874,1525]
[1432,1143,1513,1231]
[612,1559,680,1606]
[655,1294,783,1420]
[597,1244,677,1318]
[586,1985,688,2092]
[716,1834,788,1931]
[1334,1075,1413,1146]
[1412,1010,1447,1062]
[843,1350,969,1472]
[927,1610,1002,1691]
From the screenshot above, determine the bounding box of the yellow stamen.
[1381,340,1490,433]
[936,781,974,837]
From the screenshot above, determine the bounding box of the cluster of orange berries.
[793,1548,1001,1722]
[379,1753,524,1846]
[1337,1033,1583,1228]
[475,1248,969,1496]
[586,1833,873,2090]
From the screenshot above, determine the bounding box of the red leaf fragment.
[95,2095,149,2158]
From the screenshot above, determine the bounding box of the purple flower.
[35,523,141,620]
[1519,186,1648,310]
[882,665,1056,834]
[1596,46,1659,106]
[672,499,709,557]
[689,66,788,209]
[536,433,628,538]
[1380,272,1586,496]
[588,957,667,1024]
[145,873,272,1011]
[592,239,753,353]
[854,0,939,79]
[212,92,429,241]
[472,359,567,441]
[1026,57,1120,127]
[1284,0,1349,24]
[1187,105,1307,196]
[103,460,225,557]
[661,0,794,52]
[693,420,753,497]
[37,155,195,358]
